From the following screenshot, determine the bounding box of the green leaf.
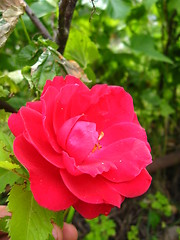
[0,141,20,170]
[0,216,10,233]
[0,0,26,48]
[64,29,100,68]
[0,110,11,124]
[0,130,20,170]
[38,37,58,50]
[159,100,175,117]
[107,0,131,19]
[0,75,19,94]
[30,1,55,18]
[8,184,55,240]
[0,168,19,193]
[168,0,180,14]
[6,70,23,84]
[23,46,91,91]
[148,210,160,229]
[30,48,62,90]
[143,0,157,9]
[130,34,173,64]
[0,86,9,98]
[85,215,116,240]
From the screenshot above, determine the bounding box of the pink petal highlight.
[57,115,82,150]
[66,121,98,163]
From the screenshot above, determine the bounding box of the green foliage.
[64,29,100,68]
[0,0,180,239]
[0,168,19,193]
[148,210,161,230]
[0,216,10,233]
[177,227,180,240]
[106,0,132,20]
[127,225,140,240]
[140,191,173,230]
[84,215,116,240]
[130,34,173,64]
[7,184,55,240]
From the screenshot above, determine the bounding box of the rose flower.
[8,75,152,219]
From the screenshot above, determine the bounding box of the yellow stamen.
[98,131,104,141]
[92,143,102,153]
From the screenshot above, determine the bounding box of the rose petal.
[77,160,117,177]
[60,170,123,207]
[73,200,114,219]
[132,113,139,124]
[8,112,24,137]
[14,135,77,210]
[26,101,42,113]
[62,151,116,177]
[41,76,65,96]
[20,107,63,168]
[53,84,80,134]
[101,122,150,150]
[62,152,82,176]
[87,138,152,182]
[112,169,152,198]
[86,86,134,131]
[57,115,82,150]
[41,86,61,152]
[66,121,98,163]
[65,75,89,91]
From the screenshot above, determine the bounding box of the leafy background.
[0,0,180,239]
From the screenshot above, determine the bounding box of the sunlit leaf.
[107,0,131,19]
[8,184,55,240]
[0,86,9,98]
[30,1,55,18]
[64,29,100,68]
[0,140,20,170]
[0,74,19,94]
[143,0,157,9]
[0,168,19,193]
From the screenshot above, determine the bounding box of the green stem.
[66,206,75,223]
[20,16,31,44]
[11,169,29,180]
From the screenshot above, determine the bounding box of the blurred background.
[0,0,180,239]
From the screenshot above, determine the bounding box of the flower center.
[92,131,104,153]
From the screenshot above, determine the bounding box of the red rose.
[8,75,152,219]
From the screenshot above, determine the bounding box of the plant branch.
[56,0,78,54]
[0,100,17,113]
[24,1,52,40]
[147,149,180,173]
